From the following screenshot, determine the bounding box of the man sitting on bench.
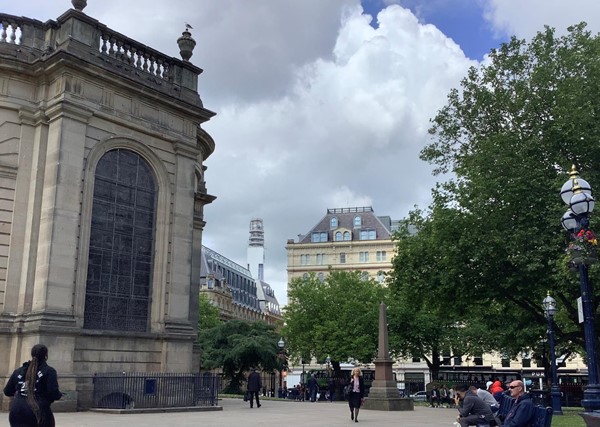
[454,384,496,427]
[502,380,535,427]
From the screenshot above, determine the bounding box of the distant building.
[199,219,281,325]
[286,207,398,285]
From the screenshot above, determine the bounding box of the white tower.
[247,218,265,281]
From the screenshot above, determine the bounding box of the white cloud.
[485,0,600,40]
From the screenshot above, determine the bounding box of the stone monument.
[363,302,414,411]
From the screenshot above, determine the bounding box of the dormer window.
[359,229,376,240]
[311,231,327,243]
[335,231,342,241]
[343,231,351,241]
[354,216,362,228]
[330,217,338,229]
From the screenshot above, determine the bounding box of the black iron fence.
[92,372,219,409]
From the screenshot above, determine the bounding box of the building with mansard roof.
[286,206,399,285]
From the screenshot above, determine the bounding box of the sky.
[5,0,600,306]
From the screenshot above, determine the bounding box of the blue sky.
[362,0,507,60]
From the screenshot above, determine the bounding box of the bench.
[491,396,552,427]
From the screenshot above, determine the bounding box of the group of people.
[429,384,456,408]
[453,379,536,427]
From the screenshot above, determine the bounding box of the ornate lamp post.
[542,292,563,415]
[560,166,600,416]
[278,337,285,398]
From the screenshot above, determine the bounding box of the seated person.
[469,385,499,413]
[454,384,495,427]
[502,381,535,427]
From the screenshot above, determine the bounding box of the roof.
[297,206,394,244]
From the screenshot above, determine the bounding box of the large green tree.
[282,270,388,366]
[414,22,600,360]
[198,320,282,393]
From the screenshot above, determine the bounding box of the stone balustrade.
[0,10,201,97]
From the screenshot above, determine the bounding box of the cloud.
[484,0,600,40]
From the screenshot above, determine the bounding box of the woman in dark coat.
[3,344,62,427]
[348,367,365,423]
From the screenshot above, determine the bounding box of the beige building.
[286,206,398,285]
[0,3,215,410]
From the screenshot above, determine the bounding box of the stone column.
[362,302,413,411]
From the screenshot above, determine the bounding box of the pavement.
[46,398,458,427]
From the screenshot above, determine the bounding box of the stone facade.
[0,5,215,410]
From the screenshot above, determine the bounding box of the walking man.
[247,368,262,408]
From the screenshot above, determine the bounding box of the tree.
[198,320,282,393]
[198,293,220,331]
[282,270,388,366]
[417,22,600,359]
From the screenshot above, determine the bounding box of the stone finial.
[177,25,196,62]
[71,0,87,11]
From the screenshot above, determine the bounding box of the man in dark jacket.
[247,368,262,408]
[503,380,535,427]
[454,384,495,427]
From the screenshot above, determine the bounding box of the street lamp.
[542,292,563,415]
[560,166,600,414]
[278,338,285,398]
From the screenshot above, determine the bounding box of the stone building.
[0,1,215,410]
[286,206,399,285]
[199,219,282,326]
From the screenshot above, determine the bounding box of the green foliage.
[198,320,282,393]
[282,270,388,364]
[198,293,221,331]
[410,22,600,359]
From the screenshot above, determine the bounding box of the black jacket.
[247,371,262,392]
[503,393,535,427]
[3,360,62,427]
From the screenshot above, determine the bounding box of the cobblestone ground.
[47,398,457,427]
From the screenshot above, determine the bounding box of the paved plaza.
[46,398,456,427]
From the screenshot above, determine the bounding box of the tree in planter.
[198,320,283,393]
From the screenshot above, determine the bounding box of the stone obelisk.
[362,302,414,411]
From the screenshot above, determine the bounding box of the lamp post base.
[550,385,563,415]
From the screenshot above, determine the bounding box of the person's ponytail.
[26,344,48,426]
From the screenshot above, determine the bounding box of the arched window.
[330,217,338,229]
[84,149,156,332]
[317,272,325,282]
[302,273,309,280]
[354,216,362,228]
[343,231,351,241]
[335,231,342,241]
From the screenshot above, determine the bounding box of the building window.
[300,254,311,265]
[302,273,309,280]
[317,272,324,282]
[354,216,362,228]
[377,271,385,283]
[335,231,342,241]
[339,252,346,264]
[330,217,338,229]
[361,271,369,281]
[376,251,386,261]
[412,357,421,363]
[441,354,451,365]
[359,251,369,262]
[522,358,531,368]
[359,229,377,240]
[316,254,326,265]
[84,149,156,332]
[474,355,483,366]
[501,358,511,368]
[311,232,327,243]
[453,355,462,366]
[343,231,351,241]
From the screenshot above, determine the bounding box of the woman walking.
[347,367,365,423]
[3,344,62,427]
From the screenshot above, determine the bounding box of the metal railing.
[92,372,219,409]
